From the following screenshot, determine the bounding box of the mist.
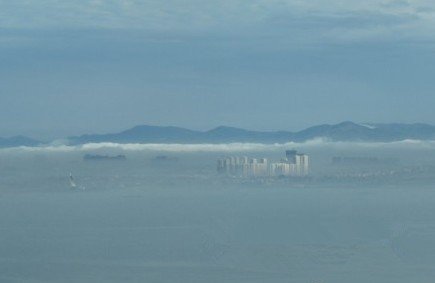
[2,1,435,282]
[2,142,435,282]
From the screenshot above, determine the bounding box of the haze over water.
[2,143,435,282]
[3,1,435,281]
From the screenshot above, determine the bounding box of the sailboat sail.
[69,173,77,188]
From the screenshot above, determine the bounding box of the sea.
[1,142,435,282]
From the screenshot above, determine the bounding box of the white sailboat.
[69,173,77,188]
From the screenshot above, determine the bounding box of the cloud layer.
[2,139,435,153]
[0,0,434,43]
[1,1,435,138]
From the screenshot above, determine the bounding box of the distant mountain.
[68,125,295,144]
[204,126,293,143]
[0,136,41,148]
[71,125,199,144]
[68,121,435,145]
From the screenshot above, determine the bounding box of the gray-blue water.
[1,147,435,282]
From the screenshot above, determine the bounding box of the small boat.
[69,173,77,188]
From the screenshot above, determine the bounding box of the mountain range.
[2,121,435,148]
[68,121,435,145]
[0,136,41,148]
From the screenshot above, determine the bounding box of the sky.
[1,0,435,139]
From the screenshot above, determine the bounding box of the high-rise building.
[217,151,309,178]
[295,154,309,176]
[286,150,297,164]
[241,156,248,164]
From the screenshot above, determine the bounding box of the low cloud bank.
[1,138,435,153]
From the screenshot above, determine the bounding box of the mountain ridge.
[3,121,435,148]
[67,121,435,145]
[0,136,41,148]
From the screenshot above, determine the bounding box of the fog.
[1,142,435,282]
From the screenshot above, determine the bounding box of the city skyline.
[217,150,310,178]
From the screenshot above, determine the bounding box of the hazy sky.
[2,0,435,139]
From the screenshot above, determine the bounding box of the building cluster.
[217,150,309,178]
